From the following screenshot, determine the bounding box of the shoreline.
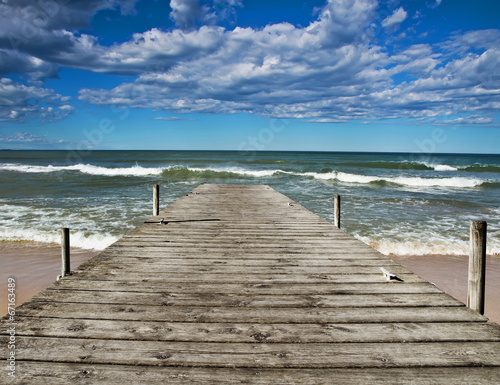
[0,242,98,317]
[1,243,499,324]
[391,254,500,324]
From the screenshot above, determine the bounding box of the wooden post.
[467,221,487,315]
[61,228,70,278]
[334,195,341,229]
[153,184,160,216]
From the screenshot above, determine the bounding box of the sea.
[0,150,499,256]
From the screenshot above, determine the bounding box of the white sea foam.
[0,162,281,178]
[0,202,127,250]
[302,171,483,188]
[417,161,458,171]
[70,164,163,176]
[1,162,483,187]
[0,163,164,176]
[0,227,119,250]
[354,235,500,256]
[0,163,68,173]
[432,164,458,171]
[188,166,279,177]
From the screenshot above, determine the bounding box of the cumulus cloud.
[0,0,499,127]
[0,0,139,80]
[0,49,59,80]
[382,7,407,29]
[169,0,242,30]
[0,78,74,122]
[75,0,500,124]
[79,11,390,118]
[78,16,500,124]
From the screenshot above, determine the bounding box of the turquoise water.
[0,150,499,255]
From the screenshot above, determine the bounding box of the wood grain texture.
[1,184,499,383]
[11,362,500,385]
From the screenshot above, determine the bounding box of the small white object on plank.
[380,267,402,281]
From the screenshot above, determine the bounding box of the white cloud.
[306,118,347,123]
[169,0,242,30]
[169,0,204,29]
[432,115,496,126]
[77,10,500,125]
[0,78,74,122]
[153,116,195,121]
[0,0,498,127]
[382,7,407,29]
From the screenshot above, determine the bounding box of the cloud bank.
[0,0,499,126]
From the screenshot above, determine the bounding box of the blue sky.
[0,0,499,153]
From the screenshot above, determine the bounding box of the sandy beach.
[1,242,498,324]
[0,242,98,317]
[391,254,500,324]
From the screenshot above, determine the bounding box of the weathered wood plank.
[80,255,399,267]
[30,290,464,308]
[4,336,500,368]
[77,264,415,275]
[5,318,499,343]
[14,302,487,323]
[65,270,426,283]
[98,249,383,258]
[51,280,443,295]
[12,362,500,385]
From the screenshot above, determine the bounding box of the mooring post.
[334,195,341,229]
[60,227,70,279]
[153,184,160,216]
[467,221,487,315]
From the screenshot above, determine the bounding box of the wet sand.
[391,254,500,324]
[1,244,499,324]
[0,242,98,317]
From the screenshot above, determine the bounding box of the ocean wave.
[341,161,432,171]
[71,164,164,176]
[0,163,164,176]
[0,162,281,179]
[242,160,290,165]
[1,162,493,188]
[337,160,467,172]
[355,235,500,256]
[0,163,68,173]
[0,227,118,250]
[426,164,458,171]
[302,171,483,188]
[161,166,278,180]
[461,164,500,173]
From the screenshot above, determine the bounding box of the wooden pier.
[2,184,500,383]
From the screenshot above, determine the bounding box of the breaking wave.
[0,227,119,250]
[302,171,484,188]
[0,163,164,176]
[1,162,488,188]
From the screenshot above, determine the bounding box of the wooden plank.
[14,302,487,323]
[81,256,399,266]
[64,270,426,283]
[30,290,464,308]
[51,280,443,295]
[4,336,500,368]
[104,245,379,253]
[12,362,500,385]
[77,265,415,275]
[98,250,383,258]
[5,318,499,343]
